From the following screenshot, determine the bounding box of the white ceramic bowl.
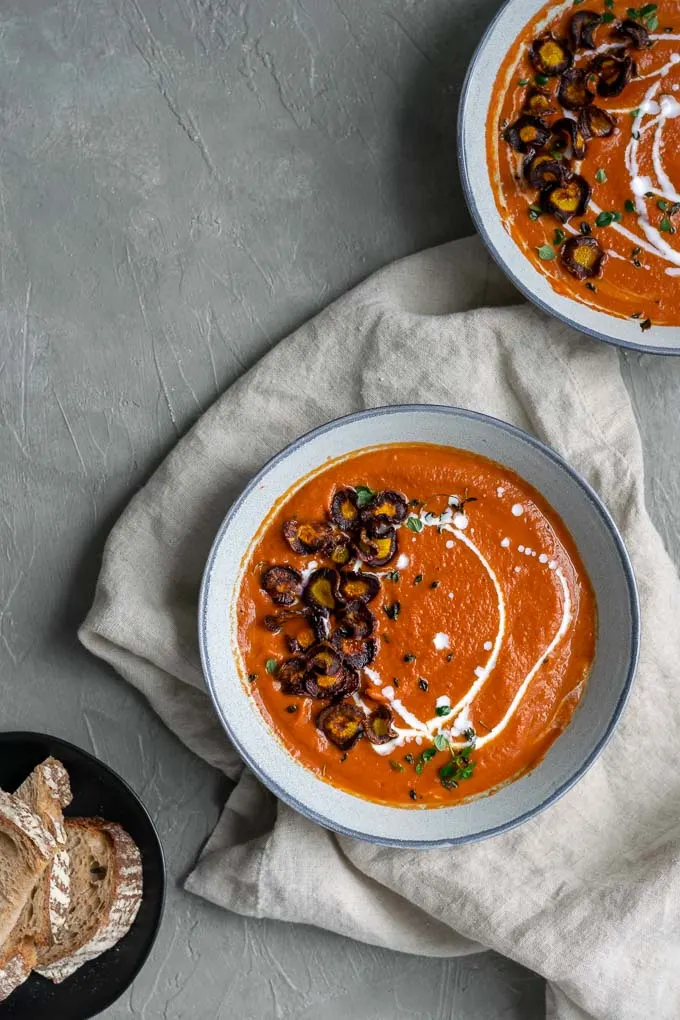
[199,406,639,847]
[459,0,680,355]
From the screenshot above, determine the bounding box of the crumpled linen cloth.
[80,235,680,1020]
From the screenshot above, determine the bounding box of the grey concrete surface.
[0,0,677,1017]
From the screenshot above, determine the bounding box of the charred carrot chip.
[277,657,308,695]
[558,68,594,111]
[578,105,617,139]
[522,87,556,118]
[504,115,551,154]
[260,565,303,606]
[552,117,587,159]
[594,54,636,97]
[331,632,377,669]
[327,533,353,567]
[306,665,360,700]
[541,174,592,221]
[330,488,361,529]
[316,700,364,748]
[286,625,317,654]
[361,490,408,525]
[568,10,601,50]
[529,34,573,76]
[307,642,342,676]
[338,571,380,604]
[523,152,571,189]
[303,567,341,612]
[614,18,651,49]
[283,519,334,554]
[365,705,397,745]
[356,524,397,567]
[263,608,306,633]
[560,235,606,279]
[339,600,376,639]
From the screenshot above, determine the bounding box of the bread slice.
[0,759,72,1002]
[0,791,56,945]
[36,818,143,983]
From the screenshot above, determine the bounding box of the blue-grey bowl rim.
[457,0,680,357]
[198,404,640,848]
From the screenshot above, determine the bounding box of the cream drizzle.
[357,500,573,759]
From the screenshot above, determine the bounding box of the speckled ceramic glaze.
[199,406,639,847]
[459,0,680,355]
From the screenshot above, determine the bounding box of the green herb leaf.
[630,311,642,319]
[573,0,586,5]
[518,77,530,86]
[657,198,669,211]
[580,221,592,235]
[435,705,451,717]
[630,108,640,119]
[389,760,404,772]
[384,601,401,621]
[528,203,543,220]
[611,210,623,222]
[386,570,400,583]
[646,13,659,29]
[640,318,652,331]
[537,243,556,260]
[625,199,636,213]
[550,148,564,161]
[601,10,615,21]
[660,216,673,232]
[248,673,257,682]
[604,0,614,7]
[595,168,607,183]
[534,72,549,86]
[639,3,657,16]
[430,580,440,589]
[632,130,640,140]
[446,652,454,662]
[285,704,298,713]
[354,484,376,507]
[409,789,418,800]
[463,727,476,743]
[595,211,615,227]
[404,653,416,663]
[434,733,450,751]
[413,573,423,584]
[404,753,415,764]
[265,658,278,675]
[421,748,437,763]
[627,6,640,15]
[406,516,423,533]
[415,761,424,775]
[553,228,566,245]
[418,677,429,691]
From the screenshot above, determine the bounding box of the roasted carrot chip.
[328,535,353,566]
[568,10,601,50]
[522,87,556,118]
[524,152,571,189]
[578,105,617,140]
[361,490,408,525]
[339,599,376,638]
[330,488,361,529]
[306,665,360,700]
[331,631,377,669]
[365,705,397,745]
[504,114,551,153]
[614,18,650,49]
[529,34,573,76]
[552,117,587,159]
[283,519,334,554]
[560,235,606,279]
[277,657,308,695]
[541,174,592,221]
[260,565,303,606]
[558,68,595,110]
[594,54,636,97]
[307,642,342,676]
[316,701,364,748]
[338,571,381,604]
[303,568,341,612]
[356,525,397,567]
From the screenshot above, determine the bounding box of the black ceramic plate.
[0,732,166,1019]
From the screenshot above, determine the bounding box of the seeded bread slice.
[36,818,143,983]
[0,759,72,1002]
[0,791,56,946]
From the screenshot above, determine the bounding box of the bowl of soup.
[199,405,639,846]
[460,0,680,353]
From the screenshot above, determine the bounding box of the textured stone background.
[1,0,678,1017]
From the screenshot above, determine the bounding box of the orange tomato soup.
[236,444,596,808]
[487,0,680,328]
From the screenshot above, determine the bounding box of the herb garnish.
[640,318,652,331]
[354,484,376,508]
[404,653,416,663]
[595,168,607,184]
[625,199,636,213]
[430,580,440,589]
[435,705,451,717]
[265,658,278,675]
[553,228,566,245]
[518,78,530,86]
[595,210,621,227]
[657,198,669,211]
[418,677,429,691]
[446,653,454,662]
[601,10,615,21]
[285,704,298,713]
[434,733,450,751]
[386,570,400,583]
[389,760,404,772]
[406,516,423,533]
[384,601,401,621]
[414,573,423,584]
[409,789,418,801]
[580,221,592,235]
[248,673,257,682]
[404,753,415,764]
[630,311,642,319]
[529,204,543,221]
[534,73,549,86]
[340,753,348,762]
[537,244,556,261]
[660,216,674,233]
[439,732,477,790]
[605,0,614,7]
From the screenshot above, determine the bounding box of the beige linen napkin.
[80,236,680,1020]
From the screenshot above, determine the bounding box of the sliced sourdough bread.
[0,791,56,946]
[0,758,72,1001]
[36,818,143,983]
